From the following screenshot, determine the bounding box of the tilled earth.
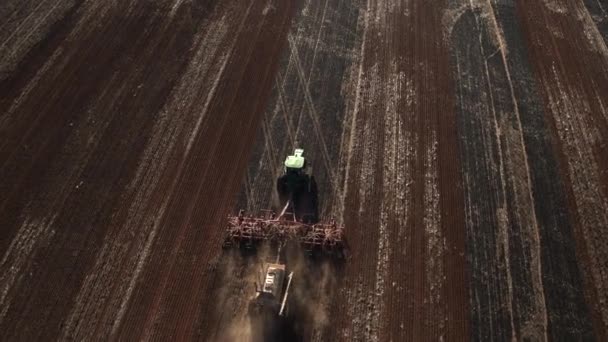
[1,0,607,341]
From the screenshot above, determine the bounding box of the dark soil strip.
[491,2,594,339]
[517,0,608,339]
[0,0,85,255]
[0,2,200,339]
[449,1,596,339]
[582,0,608,42]
[114,1,297,339]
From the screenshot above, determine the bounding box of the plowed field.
[1,0,607,341]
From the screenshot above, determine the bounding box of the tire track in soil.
[518,0,608,338]
[0,0,294,339]
[582,0,608,44]
[237,0,361,220]
[0,0,86,255]
[115,0,268,336]
[1,0,606,340]
[0,0,78,82]
[446,0,597,339]
[0,1,203,339]
[112,1,296,340]
[58,2,238,340]
[236,0,470,340]
[3,2,200,337]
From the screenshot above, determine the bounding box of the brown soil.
[0,0,606,340]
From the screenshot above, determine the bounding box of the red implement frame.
[224,209,346,254]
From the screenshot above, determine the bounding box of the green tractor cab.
[284,148,306,172]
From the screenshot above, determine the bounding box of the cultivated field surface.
[0,0,607,341]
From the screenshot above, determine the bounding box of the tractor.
[223,149,346,340]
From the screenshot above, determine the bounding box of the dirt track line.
[275,76,295,145]
[169,0,185,17]
[286,29,336,184]
[0,47,63,130]
[109,195,167,336]
[244,166,254,209]
[330,0,365,218]
[0,0,36,37]
[0,42,64,211]
[595,0,608,18]
[357,69,384,342]
[485,28,518,341]
[2,58,149,337]
[479,8,511,342]
[106,121,184,336]
[518,0,608,335]
[261,114,281,208]
[579,1,608,65]
[484,1,549,337]
[595,86,608,123]
[373,68,405,341]
[109,2,255,336]
[270,2,327,178]
[343,1,397,338]
[61,10,239,339]
[0,0,53,51]
[182,37,240,155]
[470,0,548,340]
[163,3,296,336]
[550,64,608,324]
[261,1,310,128]
[0,215,58,322]
[245,3,313,209]
[0,66,132,327]
[340,0,369,224]
[308,0,330,85]
[455,45,485,337]
[424,128,443,334]
[27,2,195,327]
[144,1,289,337]
[0,0,69,77]
[137,2,261,338]
[295,0,332,174]
[0,0,122,204]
